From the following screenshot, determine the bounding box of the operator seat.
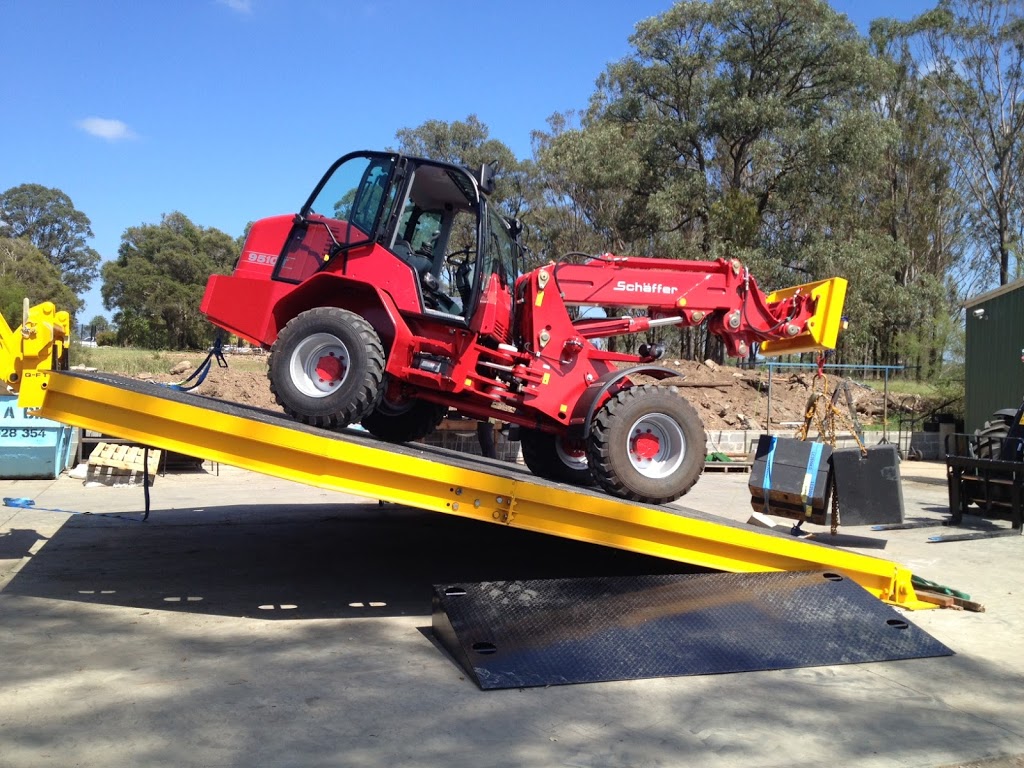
[393,238,431,280]
[393,239,461,315]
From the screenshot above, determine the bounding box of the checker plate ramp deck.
[27,371,931,609]
[432,572,954,690]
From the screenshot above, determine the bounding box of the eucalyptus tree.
[0,236,80,328]
[0,184,101,295]
[101,212,237,349]
[906,0,1024,286]
[535,0,894,362]
[393,115,530,218]
[869,18,975,375]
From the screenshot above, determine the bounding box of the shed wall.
[966,287,1024,431]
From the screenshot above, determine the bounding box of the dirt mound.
[649,359,922,432]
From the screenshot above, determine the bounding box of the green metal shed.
[965,278,1024,431]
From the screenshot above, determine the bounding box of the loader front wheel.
[520,428,593,486]
[588,385,706,505]
[361,392,447,443]
[269,307,384,429]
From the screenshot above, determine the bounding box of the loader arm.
[541,256,847,358]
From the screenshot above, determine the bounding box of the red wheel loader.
[201,151,846,505]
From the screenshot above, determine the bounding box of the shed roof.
[964,277,1024,307]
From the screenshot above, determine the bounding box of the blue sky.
[0,0,935,323]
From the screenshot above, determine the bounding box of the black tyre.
[520,427,593,485]
[588,384,706,504]
[361,392,446,443]
[970,410,1020,508]
[976,415,1012,460]
[268,307,384,429]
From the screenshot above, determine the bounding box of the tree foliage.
[101,212,237,349]
[532,0,906,363]
[393,115,529,214]
[0,237,80,329]
[0,184,101,295]
[904,0,1024,286]
[391,115,549,267]
[87,315,110,333]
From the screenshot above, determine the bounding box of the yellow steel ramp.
[21,370,930,609]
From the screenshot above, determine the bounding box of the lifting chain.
[798,355,868,535]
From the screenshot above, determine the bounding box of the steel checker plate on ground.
[432,571,953,689]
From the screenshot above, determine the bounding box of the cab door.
[467,206,519,344]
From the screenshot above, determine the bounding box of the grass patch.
[881,379,939,398]
[71,343,267,375]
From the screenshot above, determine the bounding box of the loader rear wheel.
[520,428,593,486]
[361,393,446,443]
[588,385,706,505]
[269,307,384,429]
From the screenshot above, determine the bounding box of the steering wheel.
[445,248,476,267]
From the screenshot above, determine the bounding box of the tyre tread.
[268,307,384,429]
[589,384,706,504]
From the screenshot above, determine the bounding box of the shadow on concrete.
[903,474,949,487]
[0,592,1020,768]
[2,502,706,620]
[0,528,49,560]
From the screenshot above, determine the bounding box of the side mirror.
[477,163,496,195]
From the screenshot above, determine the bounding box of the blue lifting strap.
[801,442,824,518]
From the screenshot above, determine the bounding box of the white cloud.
[76,117,138,142]
[217,0,252,12]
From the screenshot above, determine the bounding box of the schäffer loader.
[201,151,847,506]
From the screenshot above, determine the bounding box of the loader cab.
[387,161,481,318]
[274,151,519,337]
[380,156,521,335]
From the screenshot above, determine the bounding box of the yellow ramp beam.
[27,371,929,609]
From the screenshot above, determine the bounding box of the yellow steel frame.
[1,300,70,399]
[22,370,931,610]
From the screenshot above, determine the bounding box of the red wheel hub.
[561,439,586,459]
[631,430,660,460]
[315,354,344,383]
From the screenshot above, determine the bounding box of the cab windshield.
[304,153,397,242]
[275,154,398,283]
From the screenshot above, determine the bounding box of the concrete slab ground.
[1,457,1022,768]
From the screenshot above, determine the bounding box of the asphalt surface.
[1,456,1022,768]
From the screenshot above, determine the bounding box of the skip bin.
[0,395,78,479]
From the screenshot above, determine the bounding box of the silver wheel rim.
[556,438,589,471]
[289,332,351,398]
[626,412,685,478]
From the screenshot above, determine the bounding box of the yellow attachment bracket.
[0,299,70,406]
[760,277,848,356]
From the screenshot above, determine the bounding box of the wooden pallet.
[703,460,752,473]
[86,442,161,486]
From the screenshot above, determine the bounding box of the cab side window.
[486,208,519,288]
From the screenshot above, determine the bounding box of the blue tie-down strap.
[763,436,777,511]
[3,497,77,514]
[167,334,229,392]
[3,496,144,522]
[800,442,825,518]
